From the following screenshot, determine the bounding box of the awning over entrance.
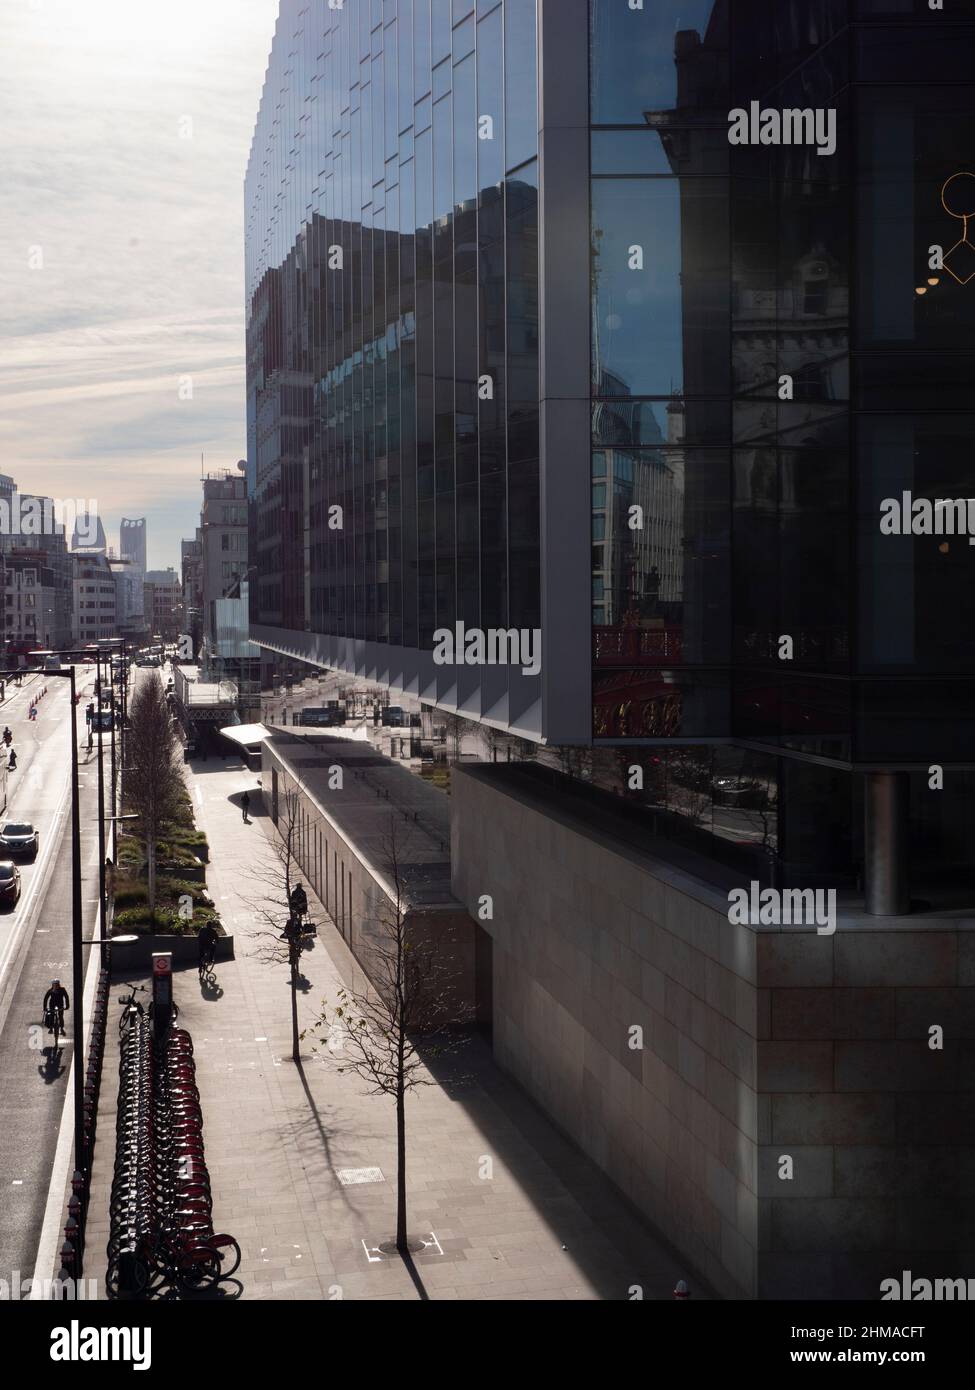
[218,723,270,750]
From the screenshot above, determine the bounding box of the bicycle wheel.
[105,1253,149,1299]
[143,1254,169,1296]
[176,1247,220,1293]
[208,1234,241,1279]
[51,1014,61,1048]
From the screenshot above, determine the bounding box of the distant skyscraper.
[120,517,147,572]
[71,509,106,553]
[119,517,146,619]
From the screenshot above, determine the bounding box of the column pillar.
[864,772,910,915]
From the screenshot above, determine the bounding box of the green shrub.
[112,906,154,930]
[111,906,186,936]
[158,877,212,906]
[112,884,149,911]
[117,839,143,868]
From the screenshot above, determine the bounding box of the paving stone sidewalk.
[87,758,708,1301]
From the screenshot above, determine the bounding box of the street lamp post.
[108,652,118,860]
[68,662,84,1177]
[95,650,107,973]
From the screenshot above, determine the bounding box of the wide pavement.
[87,747,705,1301]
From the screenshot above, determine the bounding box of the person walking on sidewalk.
[241,790,251,824]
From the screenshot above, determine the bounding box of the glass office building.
[246,0,541,731]
[248,0,975,906]
[585,0,975,904]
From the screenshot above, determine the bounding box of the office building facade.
[71,551,118,644]
[120,517,147,618]
[181,534,204,657]
[143,569,183,641]
[198,468,259,702]
[248,1,975,1297]
[246,0,542,733]
[248,0,975,907]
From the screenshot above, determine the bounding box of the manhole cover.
[337,1167,385,1186]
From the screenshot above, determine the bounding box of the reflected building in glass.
[248,1,975,1298]
[247,0,541,731]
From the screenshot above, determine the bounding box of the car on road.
[0,861,22,906]
[299,706,346,727]
[0,822,38,859]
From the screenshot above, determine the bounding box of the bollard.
[59,1240,76,1272]
[673,1279,691,1299]
[71,1170,86,1195]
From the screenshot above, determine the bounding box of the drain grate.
[337,1166,385,1186]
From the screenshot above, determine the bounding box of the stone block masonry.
[451,766,975,1300]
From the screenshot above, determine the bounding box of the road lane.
[0,669,103,1282]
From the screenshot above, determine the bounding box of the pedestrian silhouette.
[241,790,251,823]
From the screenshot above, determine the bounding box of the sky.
[0,0,280,569]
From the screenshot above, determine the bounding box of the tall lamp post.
[91,641,131,965]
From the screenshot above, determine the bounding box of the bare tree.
[441,712,468,764]
[245,781,310,1063]
[125,674,183,918]
[306,819,470,1254]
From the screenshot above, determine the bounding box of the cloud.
[0,0,278,566]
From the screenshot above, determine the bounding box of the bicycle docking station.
[107,953,241,1298]
[151,952,173,1041]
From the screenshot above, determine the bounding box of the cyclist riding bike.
[197,922,218,976]
[43,979,69,1034]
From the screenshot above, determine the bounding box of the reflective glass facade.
[586,0,975,886]
[590,0,975,773]
[246,0,539,658]
[248,1,975,885]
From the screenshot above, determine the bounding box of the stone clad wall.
[451,767,762,1299]
[758,927,975,1299]
[452,767,975,1300]
[263,745,476,1023]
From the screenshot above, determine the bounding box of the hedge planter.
[157,858,207,883]
[109,932,235,974]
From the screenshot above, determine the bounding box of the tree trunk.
[290,950,300,1062]
[147,834,156,919]
[395,1073,407,1252]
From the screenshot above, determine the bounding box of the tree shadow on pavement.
[290,1057,360,1218]
[398,1249,430,1301]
